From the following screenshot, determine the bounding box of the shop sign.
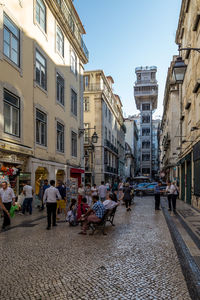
[0,142,33,156]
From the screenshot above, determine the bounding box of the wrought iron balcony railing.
[55,0,89,60]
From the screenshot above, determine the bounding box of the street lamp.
[172,56,187,84]
[91,131,98,144]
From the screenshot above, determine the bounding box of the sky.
[74,0,182,118]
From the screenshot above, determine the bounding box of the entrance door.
[181,163,185,201]
[186,159,192,205]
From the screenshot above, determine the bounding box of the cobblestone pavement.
[0,196,191,300]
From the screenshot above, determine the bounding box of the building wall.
[175,0,200,208]
[83,70,125,185]
[0,0,88,193]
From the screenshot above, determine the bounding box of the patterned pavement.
[0,196,191,300]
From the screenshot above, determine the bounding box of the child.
[77,197,90,222]
[66,199,77,226]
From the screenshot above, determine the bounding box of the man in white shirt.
[0,181,15,230]
[98,181,107,201]
[43,180,61,230]
[22,181,34,215]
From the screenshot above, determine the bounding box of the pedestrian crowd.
[0,179,135,233]
[0,178,179,233]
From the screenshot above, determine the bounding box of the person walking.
[171,181,178,212]
[0,181,15,230]
[40,179,50,211]
[43,180,61,230]
[56,180,67,220]
[98,181,107,201]
[85,184,92,206]
[22,181,34,215]
[154,181,162,210]
[123,183,132,211]
[166,181,173,211]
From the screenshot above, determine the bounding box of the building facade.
[175,0,200,208]
[0,0,88,195]
[160,57,180,183]
[83,70,126,186]
[134,66,158,178]
[124,117,139,176]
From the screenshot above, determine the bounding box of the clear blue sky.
[74,0,182,118]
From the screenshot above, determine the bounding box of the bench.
[89,207,117,235]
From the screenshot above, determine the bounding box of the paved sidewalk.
[0,197,191,300]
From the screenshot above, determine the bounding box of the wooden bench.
[89,207,117,235]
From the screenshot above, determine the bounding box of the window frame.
[83,97,90,112]
[71,131,77,157]
[56,72,64,106]
[35,0,46,32]
[56,25,64,57]
[35,48,47,90]
[3,89,20,137]
[70,49,77,76]
[56,121,64,153]
[3,13,20,67]
[71,88,77,116]
[35,109,47,147]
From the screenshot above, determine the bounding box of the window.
[71,131,77,157]
[142,154,150,161]
[36,0,46,32]
[109,110,111,122]
[4,90,20,137]
[56,122,64,152]
[56,26,64,57]
[105,104,107,118]
[84,123,90,143]
[142,141,150,149]
[3,14,20,66]
[71,49,77,75]
[83,97,89,111]
[142,115,150,123]
[142,104,150,111]
[84,76,89,89]
[105,127,107,140]
[35,49,47,90]
[71,89,77,116]
[109,130,111,141]
[142,128,150,136]
[56,73,64,105]
[142,168,150,174]
[36,109,47,146]
[112,135,114,144]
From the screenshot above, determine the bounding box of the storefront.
[70,167,84,187]
[0,142,32,197]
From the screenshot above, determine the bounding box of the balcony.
[105,140,118,154]
[105,166,118,174]
[54,0,89,61]
[84,83,103,92]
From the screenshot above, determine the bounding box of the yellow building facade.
[0,0,88,194]
[83,70,125,186]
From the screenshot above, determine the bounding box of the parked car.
[136,183,167,196]
[135,183,157,196]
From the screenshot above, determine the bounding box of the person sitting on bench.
[78,195,105,235]
[103,193,118,210]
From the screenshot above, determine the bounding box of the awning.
[70,168,85,174]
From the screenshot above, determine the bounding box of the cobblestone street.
[0,196,191,300]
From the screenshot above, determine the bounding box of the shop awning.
[70,168,85,174]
